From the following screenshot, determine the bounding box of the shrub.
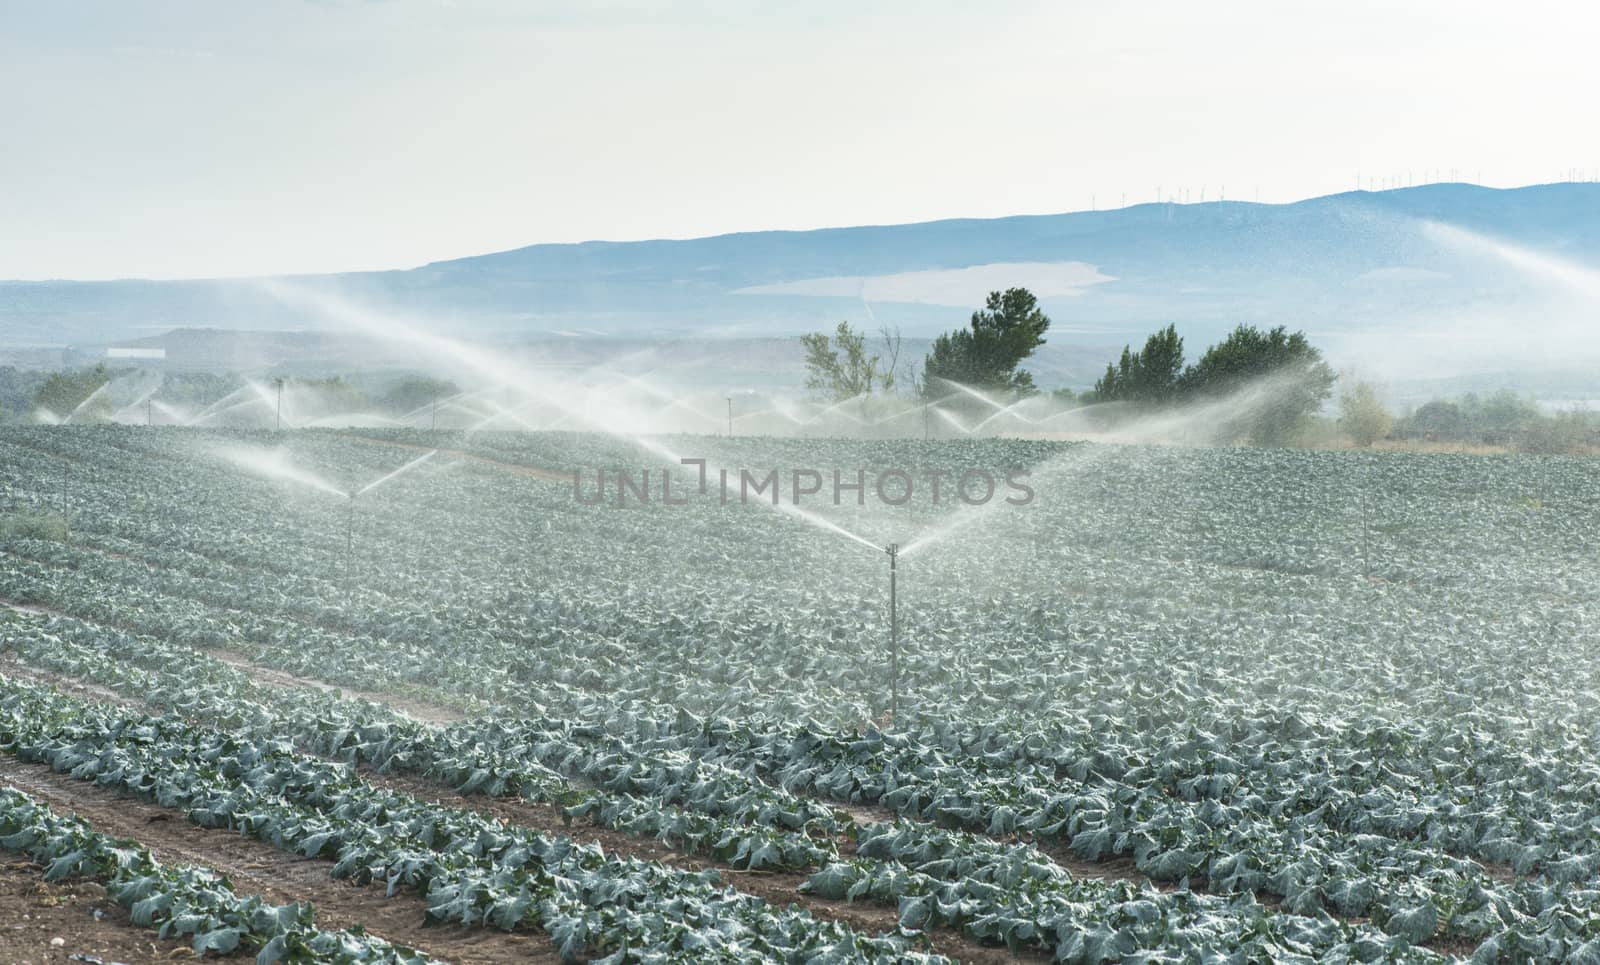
[1515,411,1588,455]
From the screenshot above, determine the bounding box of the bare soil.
[0,645,1080,961]
[0,758,559,965]
[0,640,1045,962]
[1,750,1033,964]
[0,855,193,965]
[1,601,71,622]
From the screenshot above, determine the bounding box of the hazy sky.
[3,0,1597,280]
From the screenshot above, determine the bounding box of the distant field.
[3,426,1600,962]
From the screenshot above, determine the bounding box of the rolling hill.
[4,182,1599,387]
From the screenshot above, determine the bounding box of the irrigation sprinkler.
[886,542,900,723]
[726,397,733,437]
[146,398,153,426]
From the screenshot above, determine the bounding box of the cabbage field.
[3,424,1600,963]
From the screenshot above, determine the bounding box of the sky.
[2,0,1598,281]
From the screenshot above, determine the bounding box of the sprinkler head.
[885,542,899,560]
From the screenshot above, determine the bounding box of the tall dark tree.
[32,364,111,422]
[1133,324,1185,401]
[1092,325,1184,403]
[1180,324,1336,445]
[921,288,1050,398]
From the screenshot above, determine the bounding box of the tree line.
[802,293,1600,452]
[799,288,1052,401]
[1081,322,1336,444]
[801,287,1341,445]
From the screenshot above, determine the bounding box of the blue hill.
[3,182,1598,352]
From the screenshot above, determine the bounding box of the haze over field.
[6,182,1600,393]
[6,2,1600,396]
[9,4,1600,964]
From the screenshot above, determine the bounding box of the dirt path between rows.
[0,600,70,622]
[200,647,467,725]
[796,792,1154,890]
[2,594,470,726]
[0,651,1022,962]
[0,650,1498,963]
[0,756,558,965]
[0,750,1028,965]
[1,619,1046,962]
[0,660,157,717]
[336,432,572,484]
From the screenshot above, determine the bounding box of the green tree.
[1181,324,1336,445]
[1398,399,1466,441]
[1092,348,1135,403]
[1516,409,1589,455]
[280,376,368,421]
[800,321,894,401]
[1092,325,1185,403]
[377,376,460,416]
[921,288,1050,398]
[1470,390,1540,446]
[1338,380,1392,447]
[153,372,240,409]
[1395,391,1592,452]
[32,364,112,422]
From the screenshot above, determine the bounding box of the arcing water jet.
[218,446,349,498]
[355,449,438,497]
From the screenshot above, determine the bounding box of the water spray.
[254,279,893,550]
[935,377,1008,413]
[355,449,437,498]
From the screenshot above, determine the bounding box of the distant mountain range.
[4,182,1600,387]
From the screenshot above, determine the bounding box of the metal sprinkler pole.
[886,542,899,722]
[346,495,355,587]
[1361,490,1371,578]
[726,397,733,437]
[146,398,152,426]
